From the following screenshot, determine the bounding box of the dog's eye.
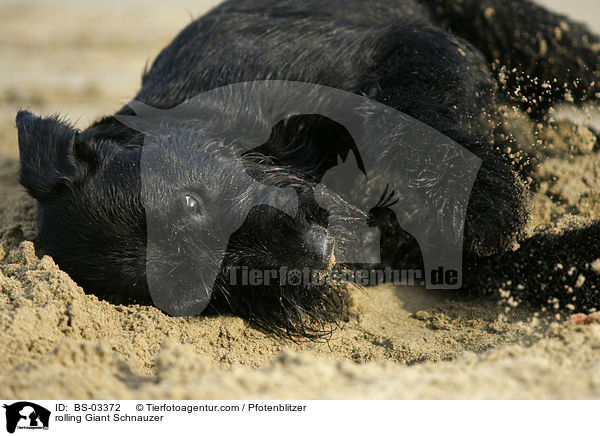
[184,195,201,215]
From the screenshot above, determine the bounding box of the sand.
[1,0,600,400]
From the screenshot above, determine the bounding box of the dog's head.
[16,110,356,337]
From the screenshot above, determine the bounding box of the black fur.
[16,0,600,336]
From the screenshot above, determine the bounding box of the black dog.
[16,0,600,336]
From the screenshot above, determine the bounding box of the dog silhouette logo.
[116,80,481,316]
[3,402,50,433]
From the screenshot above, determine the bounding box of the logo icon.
[3,402,50,433]
[116,80,482,315]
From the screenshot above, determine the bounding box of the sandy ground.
[2,0,600,399]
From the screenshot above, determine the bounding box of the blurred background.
[0,0,598,157]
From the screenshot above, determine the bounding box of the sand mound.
[1,231,599,399]
[1,225,558,399]
[1,232,599,399]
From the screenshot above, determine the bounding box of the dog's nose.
[302,225,333,267]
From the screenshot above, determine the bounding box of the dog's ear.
[16,110,96,201]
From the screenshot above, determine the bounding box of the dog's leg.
[423,0,600,116]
